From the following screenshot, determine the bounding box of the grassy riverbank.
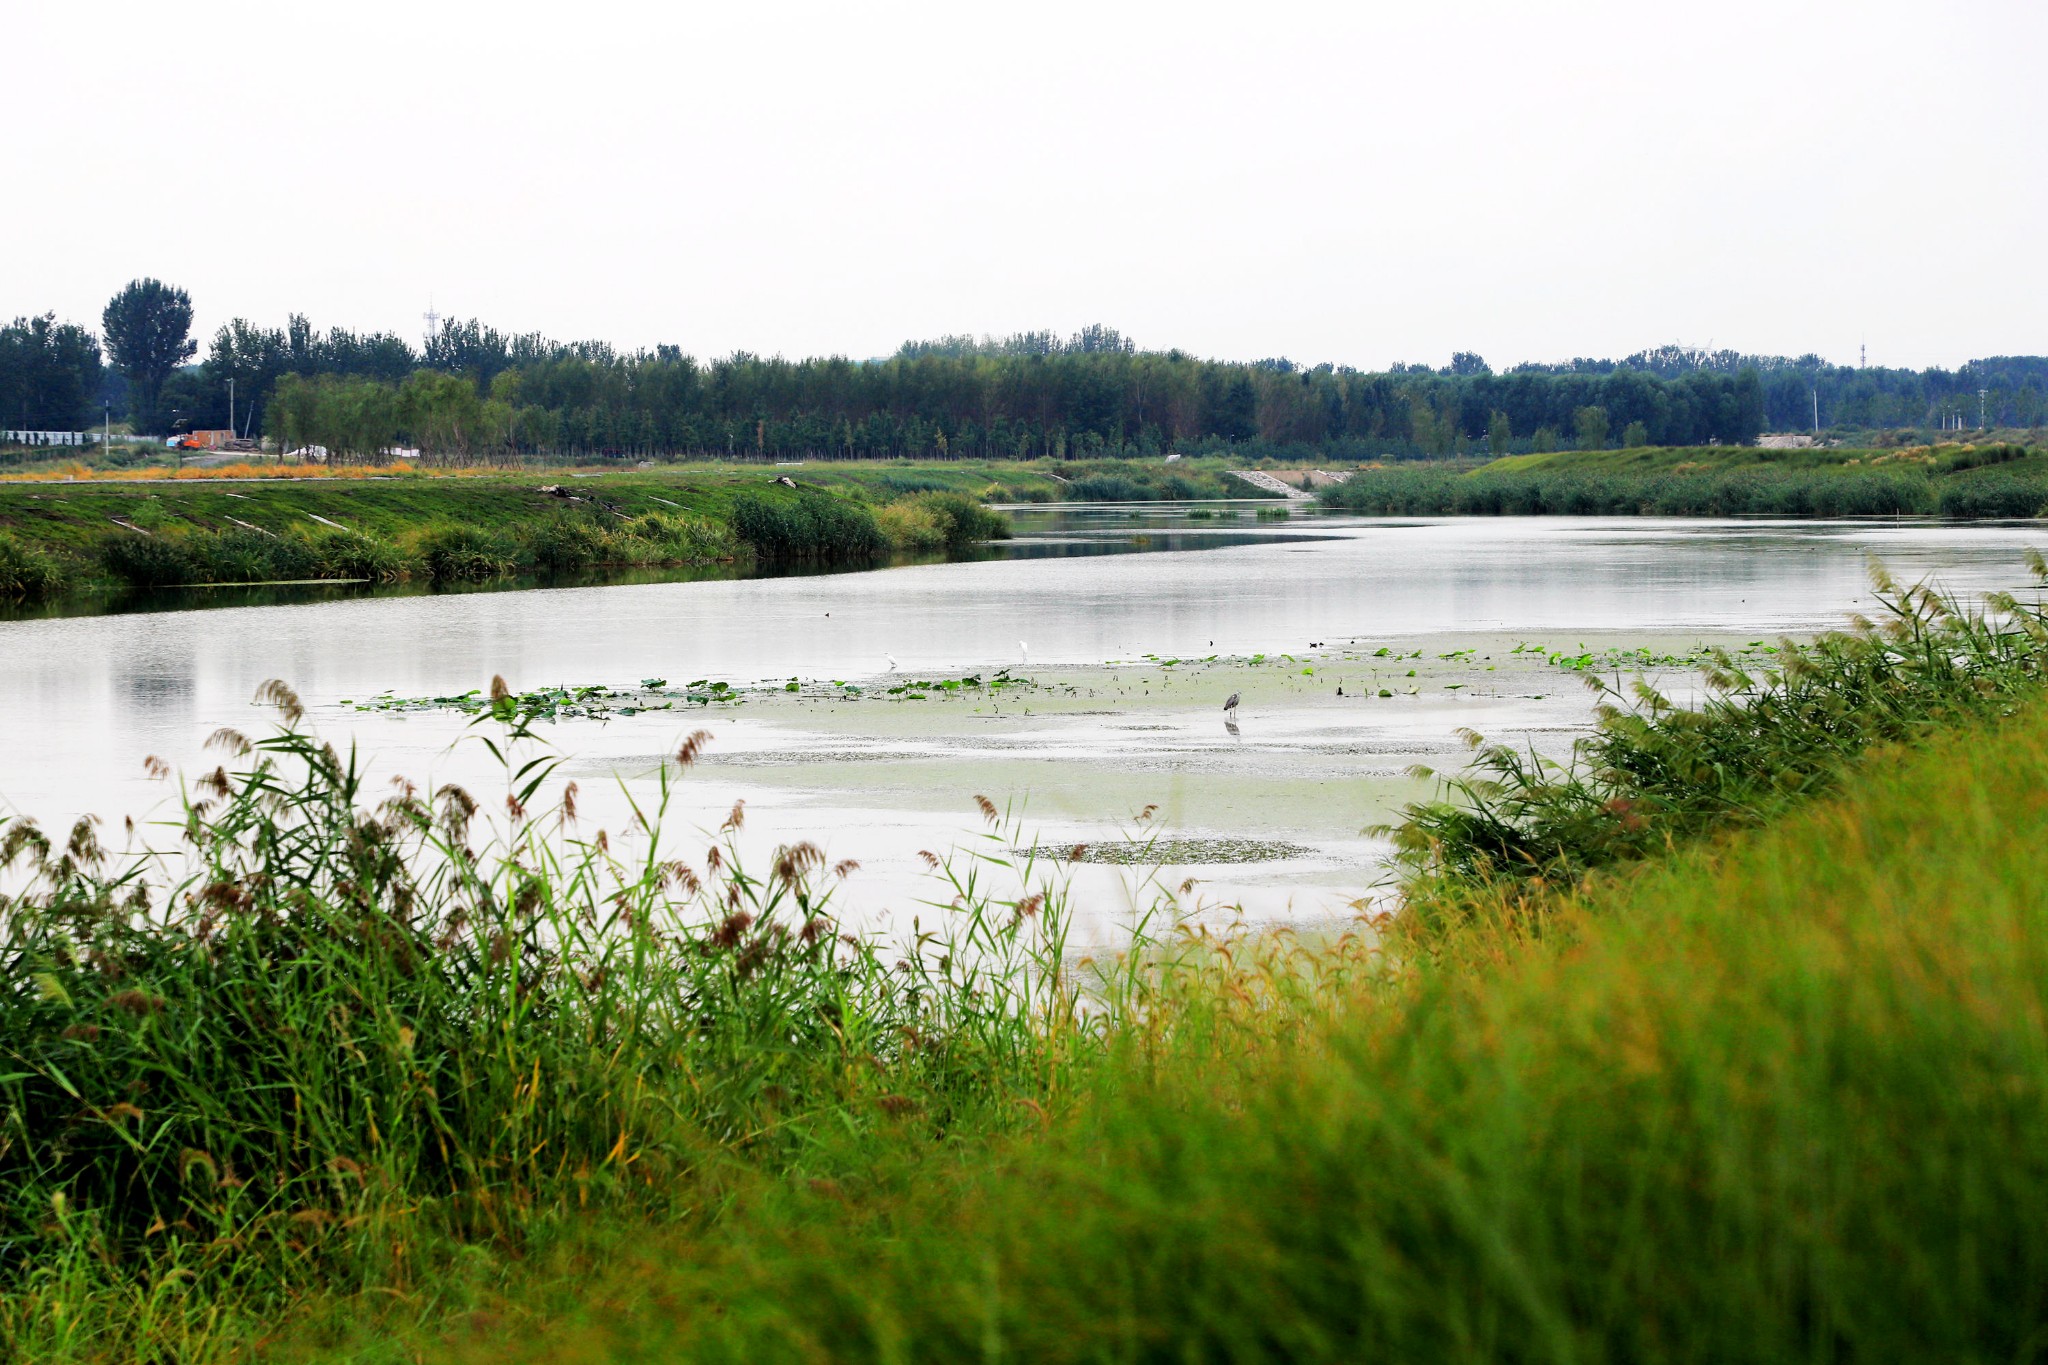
[0,458,1278,609]
[9,572,2048,1360]
[1321,441,2048,518]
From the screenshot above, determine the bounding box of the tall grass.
[79,511,743,593]
[522,695,2048,1362]
[1319,462,2048,519]
[1392,557,2048,901]
[729,490,890,562]
[1058,463,1276,502]
[873,492,1012,552]
[0,685,1093,1360]
[11,483,1002,606]
[0,531,65,603]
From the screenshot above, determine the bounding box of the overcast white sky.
[8,1,2044,371]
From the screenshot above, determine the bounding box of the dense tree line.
[1509,344,2048,433]
[6,281,2045,457]
[263,333,1770,462]
[0,315,101,431]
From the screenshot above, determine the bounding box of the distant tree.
[1408,391,1456,456]
[266,373,398,461]
[101,279,196,433]
[397,370,485,460]
[157,367,223,431]
[1448,351,1491,377]
[1203,369,1257,441]
[1531,425,1560,454]
[206,318,290,435]
[1067,323,1135,355]
[266,373,321,453]
[1621,419,1650,448]
[1487,409,1512,456]
[424,318,513,392]
[1575,404,1611,451]
[0,314,102,430]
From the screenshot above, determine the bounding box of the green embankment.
[0,457,1275,607]
[1321,440,2048,518]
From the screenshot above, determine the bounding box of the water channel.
[3,504,2044,941]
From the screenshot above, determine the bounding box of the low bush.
[875,498,947,551]
[299,528,416,582]
[1936,441,2030,473]
[0,531,65,604]
[1321,460,2048,520]
[1394,557,2048,902]
[730,490,889,563]
[915,492,1011,548]
[190,529,320,583]
[519,513,613,572]
[412,524,516,581]
[618,511,739,564]
[877,492,1012,552]
[1939,472,2048,519]
[97,530,200,587]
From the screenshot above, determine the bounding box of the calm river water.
[3,505,2044,937]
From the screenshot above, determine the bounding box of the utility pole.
[228,377,235,438]
[1812,385,1820,434]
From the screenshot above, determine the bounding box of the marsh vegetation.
[10,564,2048,1359]
[1321,442,2048,519]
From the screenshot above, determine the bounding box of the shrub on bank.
[875,498,948,551]
[77,503,751,596]
[876,492,1012,552]
[520,513,613,571]
[1939,472,2048,519]
[617,510,739,564]
[730,490,890,562]
[300,527,415,582]
[1321,461,2048,520]
[412,523,517,581]
[97,529,201,586]
[198,529,321,583]
[0,531,65,604]
[1396,557,2048,900]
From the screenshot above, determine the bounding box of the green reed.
[552,698,2048,1364]
[1393,554,2048,900]
[0,681,1103,1357]
[1319,460,2048,519]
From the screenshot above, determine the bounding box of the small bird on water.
[1223,691,1240,718]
